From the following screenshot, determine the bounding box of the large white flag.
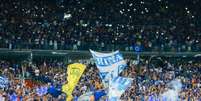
[108,76,133,101]
[90,50,127,87]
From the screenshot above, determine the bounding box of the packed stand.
[0,0,201,51]
[0,58,200,100]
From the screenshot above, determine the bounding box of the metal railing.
[0,49,200,59]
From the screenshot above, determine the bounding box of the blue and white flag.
[90,50,127,87]
[108,76,133,101]
[0,76,9,88]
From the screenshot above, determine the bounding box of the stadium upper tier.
[0,0,201,51]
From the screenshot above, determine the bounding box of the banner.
[0,76,9,88]
[108,76,133,101]
[62,63,86,100]
[90,50,127,87]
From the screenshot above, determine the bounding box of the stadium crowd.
[0,0,201,100]
[0,58,200,101]
[1,0,201,51]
